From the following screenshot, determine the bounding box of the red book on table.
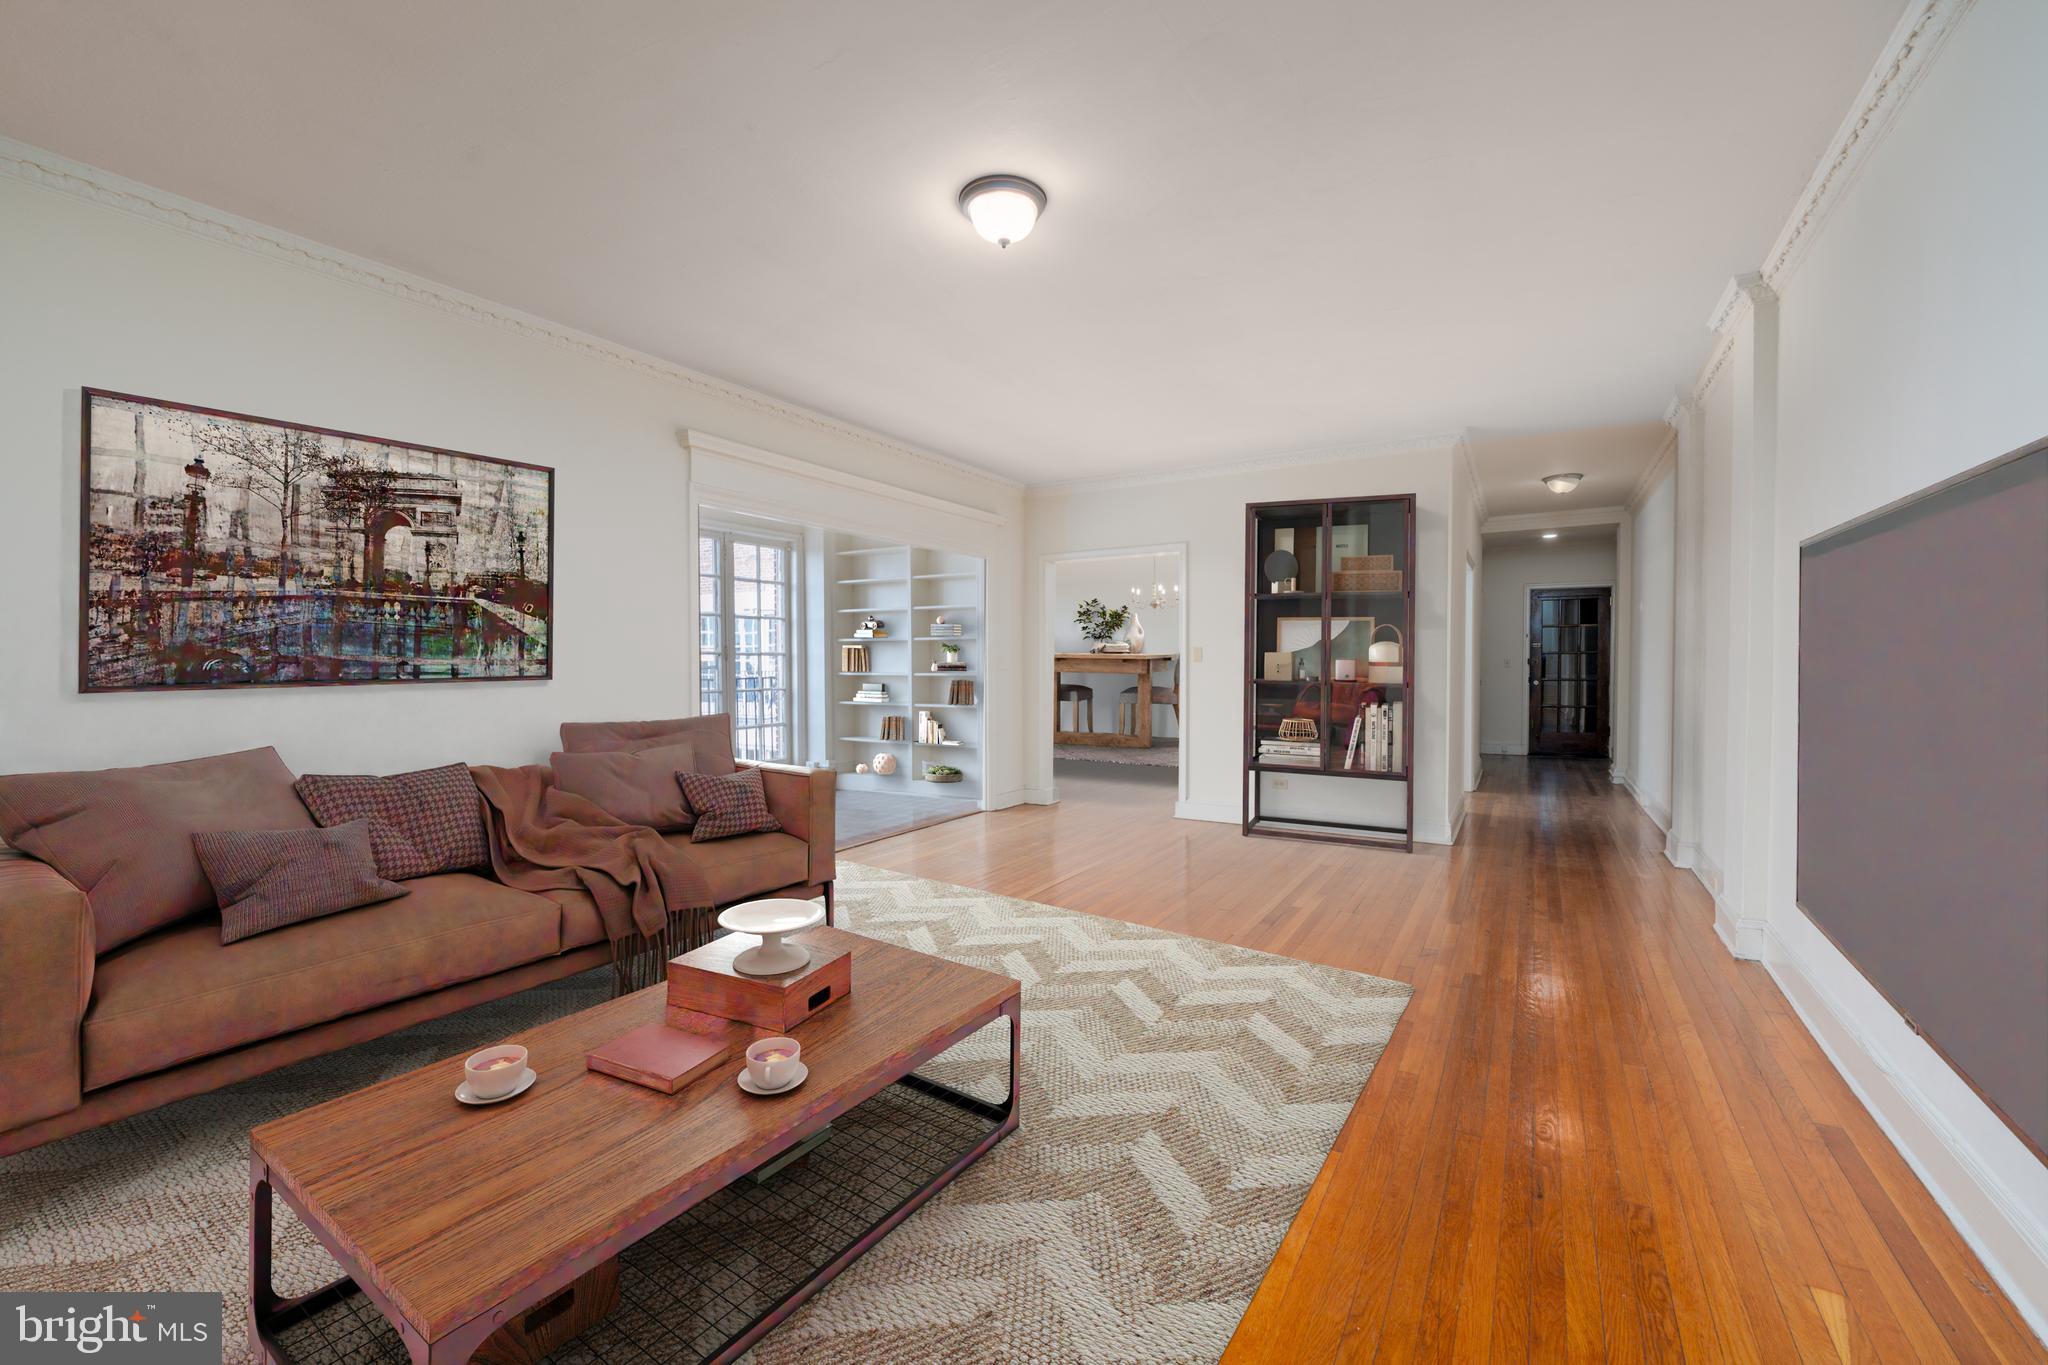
[585,1021,739,1094]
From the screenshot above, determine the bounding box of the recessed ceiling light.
[1541,532,1559,540]
[1542,472,1584,494]
[958,174,1046,249]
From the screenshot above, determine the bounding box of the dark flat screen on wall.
[1797,441,2048,1161]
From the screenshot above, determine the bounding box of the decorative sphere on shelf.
[873,753,898,776]
[855,763,870,775]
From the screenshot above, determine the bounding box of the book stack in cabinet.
[1244,494,1415,849]
[831,533,985,802]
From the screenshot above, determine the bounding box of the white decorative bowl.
[718,898,826,976]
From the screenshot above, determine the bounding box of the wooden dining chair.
[1057,681,1095,734]
[1118,657,1180,736]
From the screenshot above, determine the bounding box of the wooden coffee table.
[248,926,1020,1364]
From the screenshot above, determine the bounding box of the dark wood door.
[1527,587,1611,757]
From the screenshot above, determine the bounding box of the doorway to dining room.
[1043,546,1188,814]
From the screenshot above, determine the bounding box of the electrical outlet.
[1191,645,1204,663]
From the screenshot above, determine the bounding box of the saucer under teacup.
[456,1067,537,1105]
[737,1060,809,1096]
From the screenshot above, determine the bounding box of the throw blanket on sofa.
[471,764,715,993]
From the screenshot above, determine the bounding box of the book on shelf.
[947,679,975,705]
[840,643,870,672]
[1341,700,1403,773]
[931,662,969,672]
[879,715,905,741]
[928,622,965,637]
[853,681,890,702]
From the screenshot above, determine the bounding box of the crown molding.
[1705,271,1776,335]
[1482,505,1627,535]
[1627,427,1678,512]
[0,135,1023,496]
[1025,430,1464,496]
[683,429,1006,527]
[1757,0,1974,291]
[1688,0,1970,404]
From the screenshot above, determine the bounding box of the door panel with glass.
[698,529,796,763]
[1526,586,1611,757]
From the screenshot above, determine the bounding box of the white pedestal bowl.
[718,898,826,976]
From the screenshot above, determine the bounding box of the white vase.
[1128,617,1146,652]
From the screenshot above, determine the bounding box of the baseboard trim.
[992,786,1056,809]
[1479,741,1527,757]
[1447,795,1469,845]
[1712,897,1767,960]
[1174,799,1238,825]
[1665,835,1697,869]
[1765,922,2048,1340]
[1621,774,1671,834]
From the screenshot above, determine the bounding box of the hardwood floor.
[850,757,2045,1362]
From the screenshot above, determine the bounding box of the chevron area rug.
[0,864,1410,1363]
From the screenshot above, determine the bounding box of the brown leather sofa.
[0,743,833,1157]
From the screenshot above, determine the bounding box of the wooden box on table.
[666,932,852,1035]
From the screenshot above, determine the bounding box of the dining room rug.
[0,863,1410,1363]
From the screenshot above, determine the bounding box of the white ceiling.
[0,0,1903,485]
[1470,422,1672,519]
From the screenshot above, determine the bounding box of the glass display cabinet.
[1243,494,1416,849]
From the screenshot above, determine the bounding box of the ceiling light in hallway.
[959,175,1046,248]
[1541,532,1559,539]
[1542,472,1584,494]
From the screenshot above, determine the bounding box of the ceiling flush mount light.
[1542,472,1584,495]
[959,174,1046,248]
[1541,532,1560,540]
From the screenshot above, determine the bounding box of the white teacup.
[465,1044,529,1099]
[745,1037,801,1090]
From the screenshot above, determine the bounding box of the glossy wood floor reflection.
[853,758,2045,1362]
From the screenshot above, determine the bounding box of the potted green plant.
[1074,598,1132,652]
[924,763,963,783]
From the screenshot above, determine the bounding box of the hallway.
[852,758,2044,1361]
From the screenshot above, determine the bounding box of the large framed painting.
[79,388,553,692]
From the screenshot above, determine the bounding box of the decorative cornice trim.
[1481,505,1628,534]
[0,135,1024,495]
[1705,271,1775,335]
[1757,0,1975,291]
[683,430,1006,527]
[1688,0,1971,403]
[1025,430,1465,496]
[1627,427,1678,511]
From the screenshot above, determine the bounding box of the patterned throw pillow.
[193,821,409,944]
[293,763,488,881]
[678,767,781,843]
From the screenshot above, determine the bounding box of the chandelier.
[1130,555,1180,612]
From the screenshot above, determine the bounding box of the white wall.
[0,152,1026,787]
[1765,0,2048,1330]
[1669,0,2048,1333]
[1051,553,1181,739]
[1476,537,1617,756]
[1625,469,1674,827]
[1025,443,1462,841]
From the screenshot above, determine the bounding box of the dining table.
[1053,651,1176,749]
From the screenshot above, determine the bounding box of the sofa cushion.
[658,830,810,904]
[680,767,781,842]
[559,715,736,773]
[82,871,562,1089]
[294,763,488,881]
[194,820,409,944]
[549,745,695,832]
[545,887,608,950]
[0,747,312,952]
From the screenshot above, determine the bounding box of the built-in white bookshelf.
[831,534,985,800]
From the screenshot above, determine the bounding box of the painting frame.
[77,387,556,695]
